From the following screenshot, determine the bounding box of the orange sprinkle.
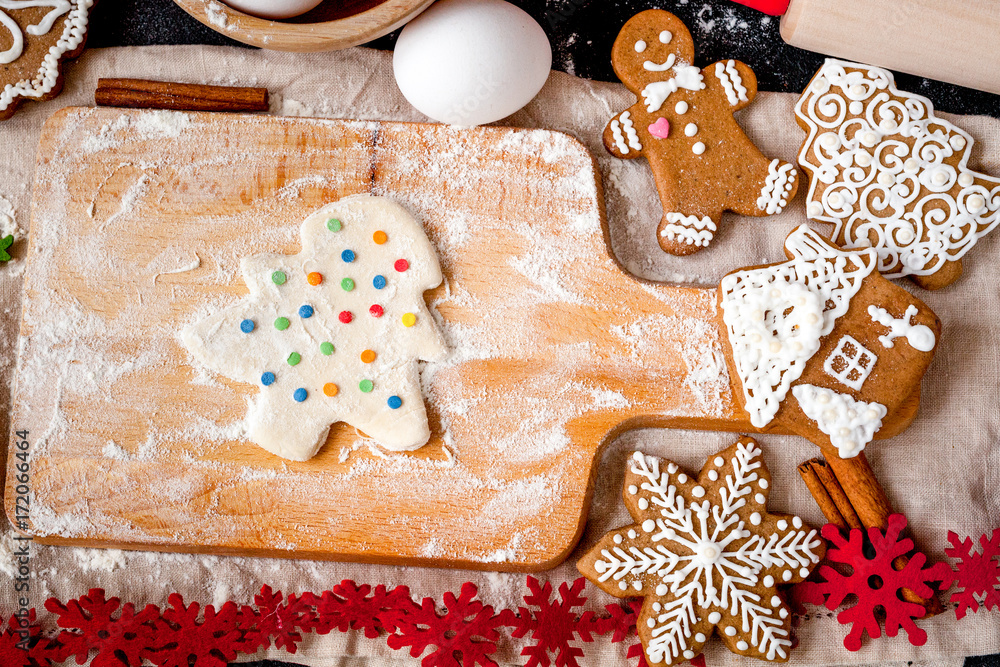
[373,230,388,245]
[323,383,339,397]
[361,349,377,364]
[307,272,323,286]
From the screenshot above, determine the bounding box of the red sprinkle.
[339,311,353,324]
[394,259,409,272]
[369,304,384,318]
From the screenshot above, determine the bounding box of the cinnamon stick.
[95,78,269,112]
[797,459,848,530]
[810,457,864,531]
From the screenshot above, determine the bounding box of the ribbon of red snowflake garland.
[1,520,998,667]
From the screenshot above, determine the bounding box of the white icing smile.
[643,53,676,72]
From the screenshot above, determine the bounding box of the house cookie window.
[823,335,876,391]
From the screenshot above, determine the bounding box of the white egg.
[393,0,552,126]
[221,0,324,20]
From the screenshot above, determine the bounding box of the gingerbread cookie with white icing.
[717,225,941,459]
[0,0,95,121]
[578,438,825,666]
[604,9,799,256]
[795,59,1000,290]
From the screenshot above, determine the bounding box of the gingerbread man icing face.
[604,10,799,256]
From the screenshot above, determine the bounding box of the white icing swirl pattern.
[756,159,796,214]
[659,213,716,248]
[795,59,1000,280]
[867,304,935,351]
[610,111,642,154]
[719,225,876,428]
[0,0,92,110]
[714,60,748,107]
[791,384,886,458]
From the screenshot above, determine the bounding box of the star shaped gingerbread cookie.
[578,437,825,666]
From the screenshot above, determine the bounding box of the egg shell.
[221,0,324,20]
[393,0,552,126]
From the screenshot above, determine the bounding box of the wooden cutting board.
[4,107,893,570]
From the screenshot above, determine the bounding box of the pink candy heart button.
[648,117,670,139]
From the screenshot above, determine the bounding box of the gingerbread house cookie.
[795,59,1000,290]
[603,9,799,256]
[717,225,941,459]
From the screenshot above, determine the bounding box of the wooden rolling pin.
[780,0,1000,96]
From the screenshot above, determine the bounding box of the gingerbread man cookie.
[578,438,825,666]
[604,9,799,256]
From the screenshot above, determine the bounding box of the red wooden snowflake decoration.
[497,577,609,667]
[795,514,952,651]
[303,580,412,638]
[0,609,58,667]
[382,582,503,667]
[240,585,316,654]
[944,528,1000,619]
[146,595,246,667]
[44,589,160,667]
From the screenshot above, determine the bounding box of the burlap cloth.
[0,45,998,667]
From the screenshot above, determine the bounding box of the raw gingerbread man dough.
[603,9,799,256]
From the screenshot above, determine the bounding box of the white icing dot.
[855,152,872,167]
[877,172,894,186]
[950,135,967,150]
[828,191,843,207]
[782,570,792,581]
[638,498,649,510]
[933,171,948,185]
[634,40,647,53]
[627,485,638,495]
[660,30,672,43]
[879,119,898,133]
[750,512,761,526]
[849,84,865,97]
[692,141,706,155]
[633,580,643,591]
[695,633,706,642]
[807,201,823,217]
[754,493,766,504]
[594,561,606,573]
[838,426,851,437]
[656,584,668,596]
[771,595,781,606]
[619,581,628,590]
[692,486,706,497]
[652,602,662,612]
[647,617,655,627]
[725,626,737,636]
[675,101,688,114]
[862,132,878,147]
[849,101,863,114]
[759,478,768,489]
[763,575,774,587]
[685,123,698,137]
[708,470,719,481]
[864,408,880,420]
[968,194,986,213]
[777,519,788,530]
[959,173,975,187]
[820,132,838,149]
[769,340,782,353]
[667,463,678,474]
[904,158,920,173]
[708,611,722,624]
[780,608,789,619]
[793,516,802,528]
[677,474,688,483]
[613,534,623,544]
[800,567,810,578]
[683,650,695,659]
[737,640,749,651]
[642,519,656,532]
[714,456,725,466]
[628,529,636,539]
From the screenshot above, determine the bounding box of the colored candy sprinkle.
[341,277,355,291]
[240,319,255,333]
[299,304,314,318]
[361,349,376,364]
[342,249,356,263]
[394,259,409,272]
[307,272,323,286]
[327,218,342,232]
[359,379,374,393]
[402,313,416,327]
[373,230,388,245]
[373,275,387,289]
[370,304,384,318]
[287,352,301,366]
[320,342,334,355]
[339,311,353,323]
[261,372,275,386]
[275,317,290,331]
[323,383,339,397]
[387,395,402,409]
[293,388,308,402]
[272,271,287,285]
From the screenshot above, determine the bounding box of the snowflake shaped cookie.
[181,194,446,461]
[578,438,825,666]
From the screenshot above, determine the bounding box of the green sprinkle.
[274,317,290,331]
[272,271,287,285]
[0,235,12,263]
[327,218,342,232]
[287,352,301,366]
[341,277,355,291]
[320,342,335,356]
[359,379,374,393]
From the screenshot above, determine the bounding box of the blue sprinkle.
[342,249,356,263]
[261,372,275,386]
[373,275,387,290]
[387,395,402,409]
[299,304,314,319]
[240,319,255,333]
[293,388,308,402]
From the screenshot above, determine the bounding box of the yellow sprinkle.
[402,313,416,327]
